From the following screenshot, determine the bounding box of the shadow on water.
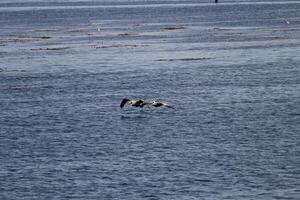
[119,108,176,120]
[120,113,149,120]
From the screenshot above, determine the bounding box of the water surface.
[1,0,300,199]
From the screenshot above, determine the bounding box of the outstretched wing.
[151,102,163,107]
[165,104,176,110]
[151,101,175,110]
[120,98,130,108]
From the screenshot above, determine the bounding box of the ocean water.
[0,0,300,199]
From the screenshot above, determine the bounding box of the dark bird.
[120,98,175,110]
[150,101,176,110]
[120,98,150,108]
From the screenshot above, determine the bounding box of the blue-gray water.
[1,0,300,199]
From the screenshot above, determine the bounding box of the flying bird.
[150,100,176,110]
[120,98,175,110]
[120,98,149,108]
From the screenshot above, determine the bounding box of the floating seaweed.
[3,35,51,43]
[156,57,211,62]
[162,26,185,31]
[11,38,34,43]
[31,47,70,51]
[1,85,31,91]
[91,44,139,49]
[118,33,137,37]
[32,36,51,39]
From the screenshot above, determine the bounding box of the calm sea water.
[1,0,300,199]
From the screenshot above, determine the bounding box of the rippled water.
[1,0,300,199]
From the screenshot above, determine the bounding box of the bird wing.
[165,104,176,110]
[120,98,130,108]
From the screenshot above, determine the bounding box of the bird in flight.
[150,100,176,110]
[120,98,175,110]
